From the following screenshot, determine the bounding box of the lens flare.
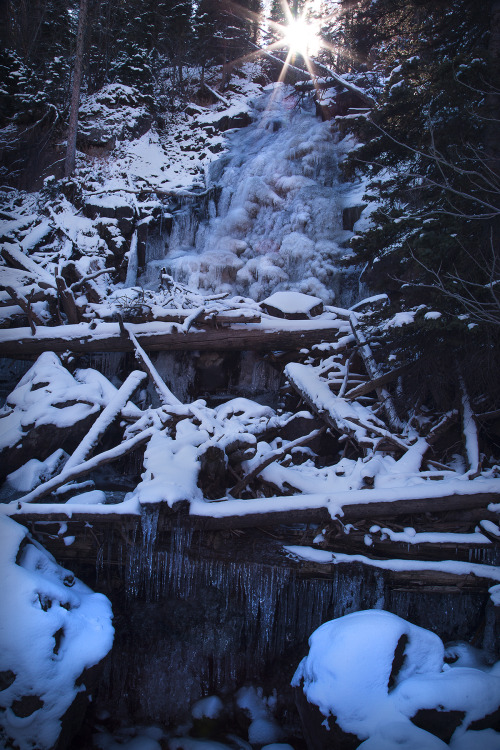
[282,16,321,57]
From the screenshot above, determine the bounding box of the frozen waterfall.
[143,84,361,306]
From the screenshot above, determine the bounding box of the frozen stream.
[143,84,361,305]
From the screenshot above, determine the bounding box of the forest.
[0,1,500,749]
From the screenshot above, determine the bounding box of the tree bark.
[64,0,88,178]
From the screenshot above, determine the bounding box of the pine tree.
[340,0,500,404]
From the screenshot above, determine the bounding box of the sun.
[281,15,321,58]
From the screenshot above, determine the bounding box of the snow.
[368,525,490,546]
[382,311,416,329]
[283,546,500,587]
[0,515,114,750]
[5,450,68,493]
[129,429,203,508]
[262,291,322,316]
[292,610,444,738]
[236,687,283,745]
[191,695,224,720]
[0,352,103,453]
[292,610,500,747]
[65,489,107,505]
[450,730,500,750]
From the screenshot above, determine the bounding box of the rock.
[0,515,114,750]
[11,694,44,718]
[342,205,366,231]
[292,611,500,750]
[84,197,135,236]
[261,292,324,320]
[294,686,359,750]
[0,352,111,481]
[77,83,152,150]
[410,707,465,743]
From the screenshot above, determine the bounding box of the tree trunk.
[64,0,88,178]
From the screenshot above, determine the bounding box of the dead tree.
[65,0,88,178]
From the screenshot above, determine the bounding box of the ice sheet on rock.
[0,515,114,750]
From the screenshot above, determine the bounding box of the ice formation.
[146,85,359,306]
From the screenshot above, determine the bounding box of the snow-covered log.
[343,364,408,400]
[459,376,482,478]
[230,427,325,496]
[5,285,46,333]
[349,313,403,432]
[0,318,345,356]
[1,244,56,289]
[56,275,80,324]
[63,369,147,470]
[285,362,408,452]
[16,427,156,504]
[125,324,181,406]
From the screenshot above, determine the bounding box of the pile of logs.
[1,296,498,600]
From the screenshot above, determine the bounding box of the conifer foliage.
[341,0,500,405]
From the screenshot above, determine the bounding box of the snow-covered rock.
[261,291,323,319]
[292,610,500,750]
[0,515,114,750]
[78,83,152,149]
[0,352,111,481]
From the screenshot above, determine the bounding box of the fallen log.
[14,427,156,504]
[125,323,182,406]
[0,319,345,357]
[294,76,377,107]
[5,286,45,333]
[426,410,459,445]
[344,364,408,400]
[188,489,500,529]
[56,275,80,324]
[63,369,147,470]
[349,313,403,432]
[1,244,56,289]
[285,362,408,452]
[284,546,500,590]
[229,427,325,496]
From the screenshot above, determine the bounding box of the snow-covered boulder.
[292,610,500,750]
[261,291,323,320]
[0,352,112,481]
[0,515,114,750]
